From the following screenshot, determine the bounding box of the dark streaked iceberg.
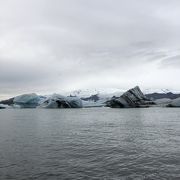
[106,86,155,108]
[39,94,82,108]
[0,98,14,106]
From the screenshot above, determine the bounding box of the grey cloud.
[0,0,180,98]
[160,55,180,68]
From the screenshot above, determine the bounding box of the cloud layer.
[0,0,180,98]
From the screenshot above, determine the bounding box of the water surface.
[0,108,180,179]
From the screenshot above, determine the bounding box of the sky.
[0,0,180,99]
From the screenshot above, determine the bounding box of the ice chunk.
[107,86,155,108]
[167,97,180,107]
[39,94,82,108]
[155,98,172,106]
[0,104,10,109]
[13,93,40,108]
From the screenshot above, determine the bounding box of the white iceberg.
[13,93,41,108]
[155,98,172,106]
[82,99,106,108]
[167,97,180,107]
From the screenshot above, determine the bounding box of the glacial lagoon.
[0,107,180,179]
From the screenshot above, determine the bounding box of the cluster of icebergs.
[0,93,83,109]
[1,86,180,109]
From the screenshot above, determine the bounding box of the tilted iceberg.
[38,94,82,108]
[106,86,155,108]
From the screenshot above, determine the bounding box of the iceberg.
[82,99,106,108]
[39,94,82,108]
[106,86,155,108]
[13,93,41,108]
[155,98,172,106]
[0,98,14,106]
[167,97,180,107]
[0,104,10,109]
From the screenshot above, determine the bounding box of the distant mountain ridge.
[146,92,180,100]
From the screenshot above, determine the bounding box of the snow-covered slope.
[69,88,124,98]
[143,88,172,94]
[144,88,180,95]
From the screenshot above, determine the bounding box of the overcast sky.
[0,0,180,99]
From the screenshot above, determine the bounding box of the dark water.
[0,108,180,180]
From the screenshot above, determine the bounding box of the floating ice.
[39,94,82,108]
[13,93,41,108]
[107,86,155,108]
[167,97,180,107]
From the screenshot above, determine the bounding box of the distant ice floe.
[154,97,180,107]
[167,97,180,107]
[154,98,172,106]
[82,99,106,108]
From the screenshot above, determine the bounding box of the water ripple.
[0,108,180,179]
